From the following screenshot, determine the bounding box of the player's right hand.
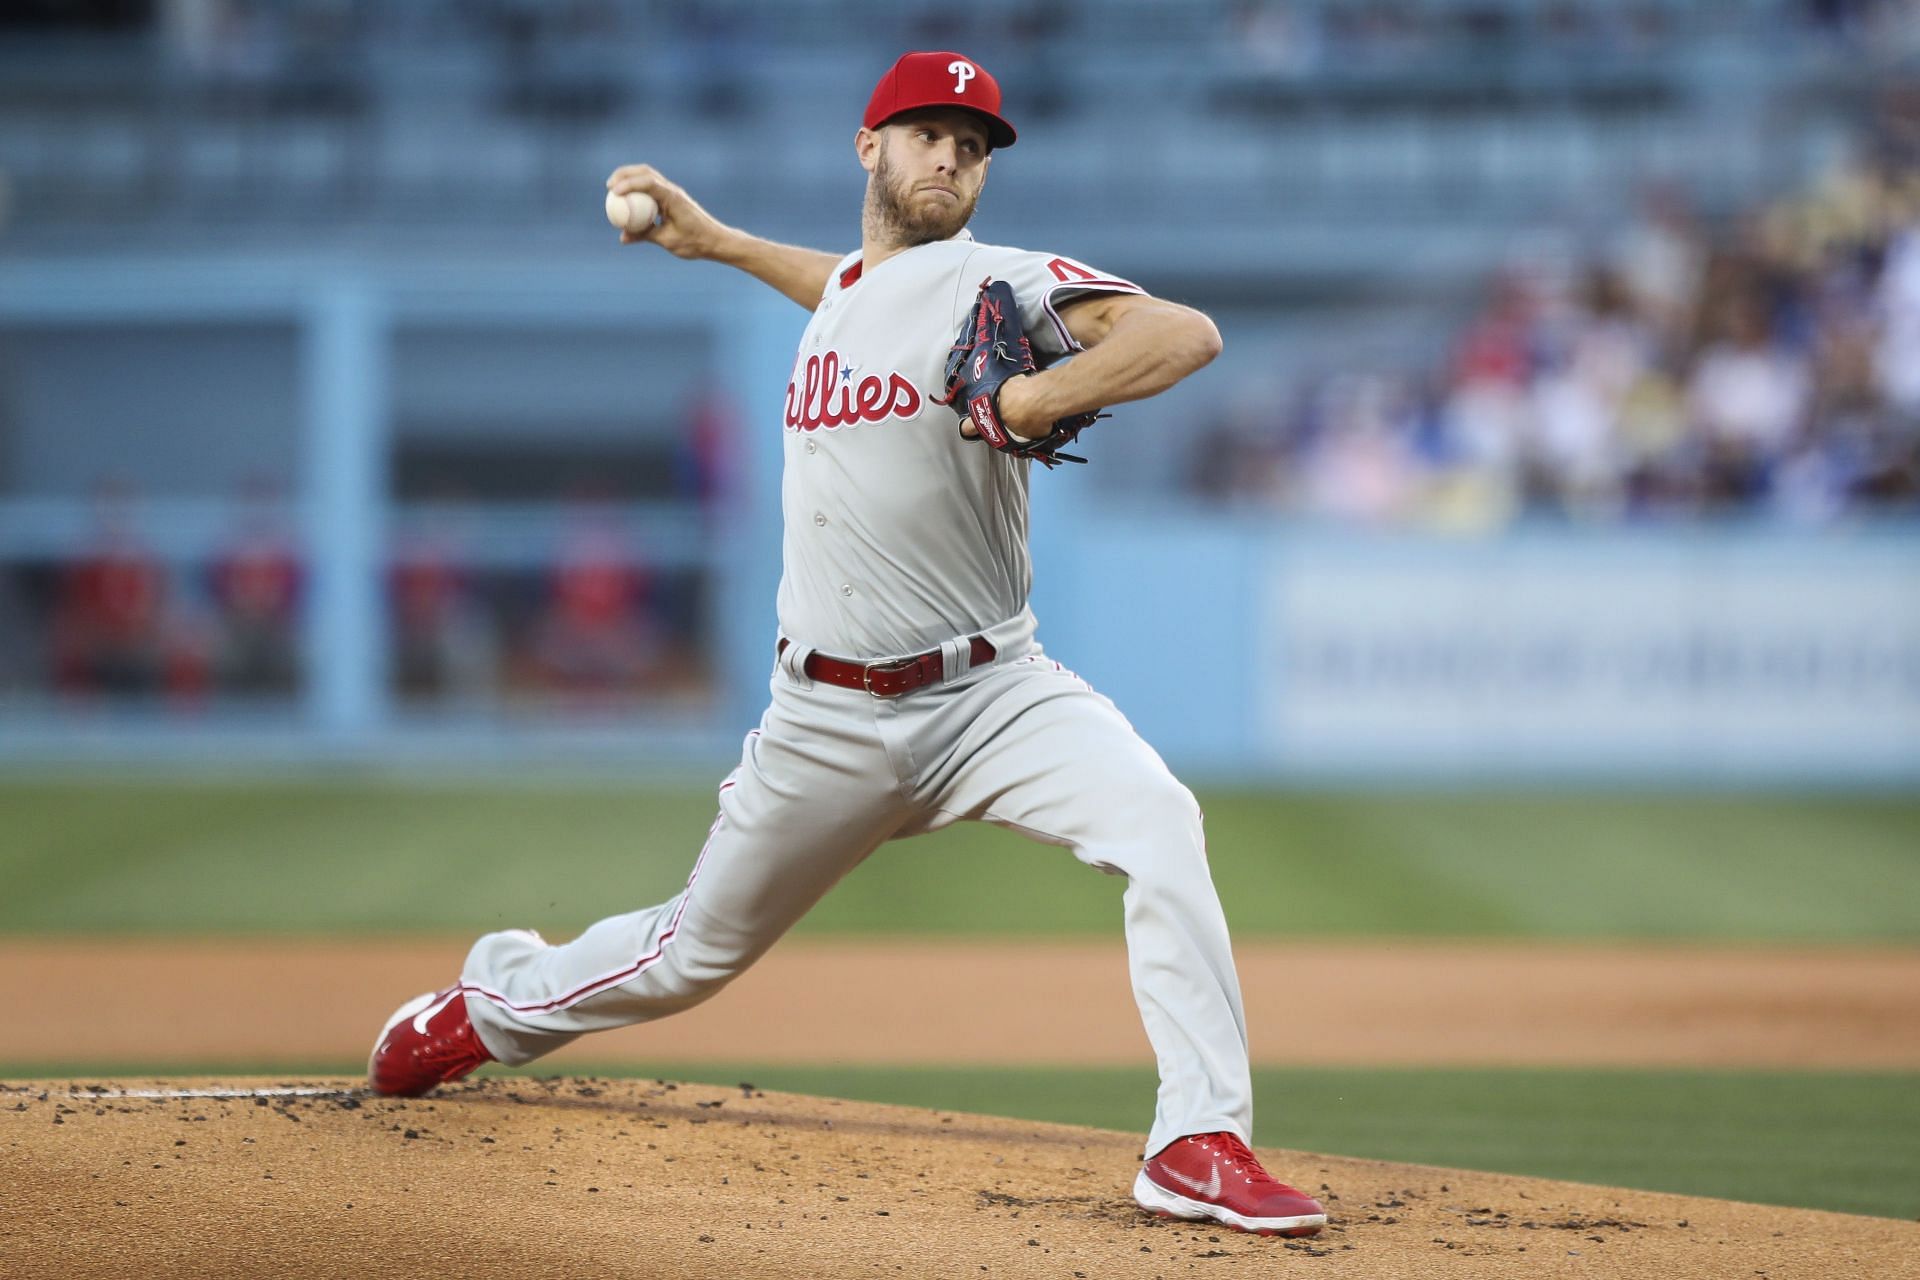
[605,165,729,260]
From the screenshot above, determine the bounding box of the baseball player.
[370,50,1327,1239]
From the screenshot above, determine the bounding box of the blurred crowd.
[1225,0,1920,71]
[9,485,304,707]
[32,0,1913,117]
[0,487,718,712]
[387,502,710,714]
[1191,162,1920,527]
[132,0,1920,73]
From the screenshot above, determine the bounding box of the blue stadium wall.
[1,255,1915,784]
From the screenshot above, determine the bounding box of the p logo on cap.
[863,50,1017,149]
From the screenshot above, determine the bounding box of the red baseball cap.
[863,51,1017,149]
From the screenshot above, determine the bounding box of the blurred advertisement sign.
[1266,544,1920,778]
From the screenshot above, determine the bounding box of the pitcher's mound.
[4,1077,1911,1279]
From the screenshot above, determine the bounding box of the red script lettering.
[784,352,922,432]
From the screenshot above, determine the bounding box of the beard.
[867,147,979,246]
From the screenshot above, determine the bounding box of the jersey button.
[840,584,855,597]
[805,440,818,454]
[813,512,827,527]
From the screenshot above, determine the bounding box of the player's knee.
[1082,773,1205,872]
[1132,773,1204,837]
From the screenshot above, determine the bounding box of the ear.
[855,126,881,174]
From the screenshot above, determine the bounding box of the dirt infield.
[5,1076,1915,1280]
[5,936,1919,1070]
[8,940,1918,1278]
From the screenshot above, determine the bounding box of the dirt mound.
[4,1077,1913,1279]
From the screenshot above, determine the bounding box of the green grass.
[3,779,1918,939]
[9,1059,1911,1220]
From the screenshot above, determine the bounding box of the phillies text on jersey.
[784,351,923,432]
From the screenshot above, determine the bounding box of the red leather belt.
[778,636,996,698]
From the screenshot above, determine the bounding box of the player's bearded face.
[870,137,981,245]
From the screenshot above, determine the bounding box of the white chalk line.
[57,1087,364,1100]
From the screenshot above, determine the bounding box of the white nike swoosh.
[412,990,461,1035]
[1162,1165,1222,1199]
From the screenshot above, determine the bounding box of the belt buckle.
[861,657,919,698]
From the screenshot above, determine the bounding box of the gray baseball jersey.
[458,231,1257,1159]
[779,231,1141,658]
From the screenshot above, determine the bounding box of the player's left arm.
[994,293,1222,437]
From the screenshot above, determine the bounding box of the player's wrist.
[704,223,760,267]
[993,371,1047,439]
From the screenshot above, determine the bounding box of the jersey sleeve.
[986,249,1147,361]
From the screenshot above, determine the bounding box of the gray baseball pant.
[460,623,1254,1158]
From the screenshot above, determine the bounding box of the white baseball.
[605,190,658,234]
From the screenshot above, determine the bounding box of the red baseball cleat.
[368,985,494,1097]
[1133,1132,1328,1237]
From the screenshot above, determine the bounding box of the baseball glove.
[934,277,1103,468]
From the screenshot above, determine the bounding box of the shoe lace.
[416,1021,485,1072]
[1196,1132,1279,1187]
